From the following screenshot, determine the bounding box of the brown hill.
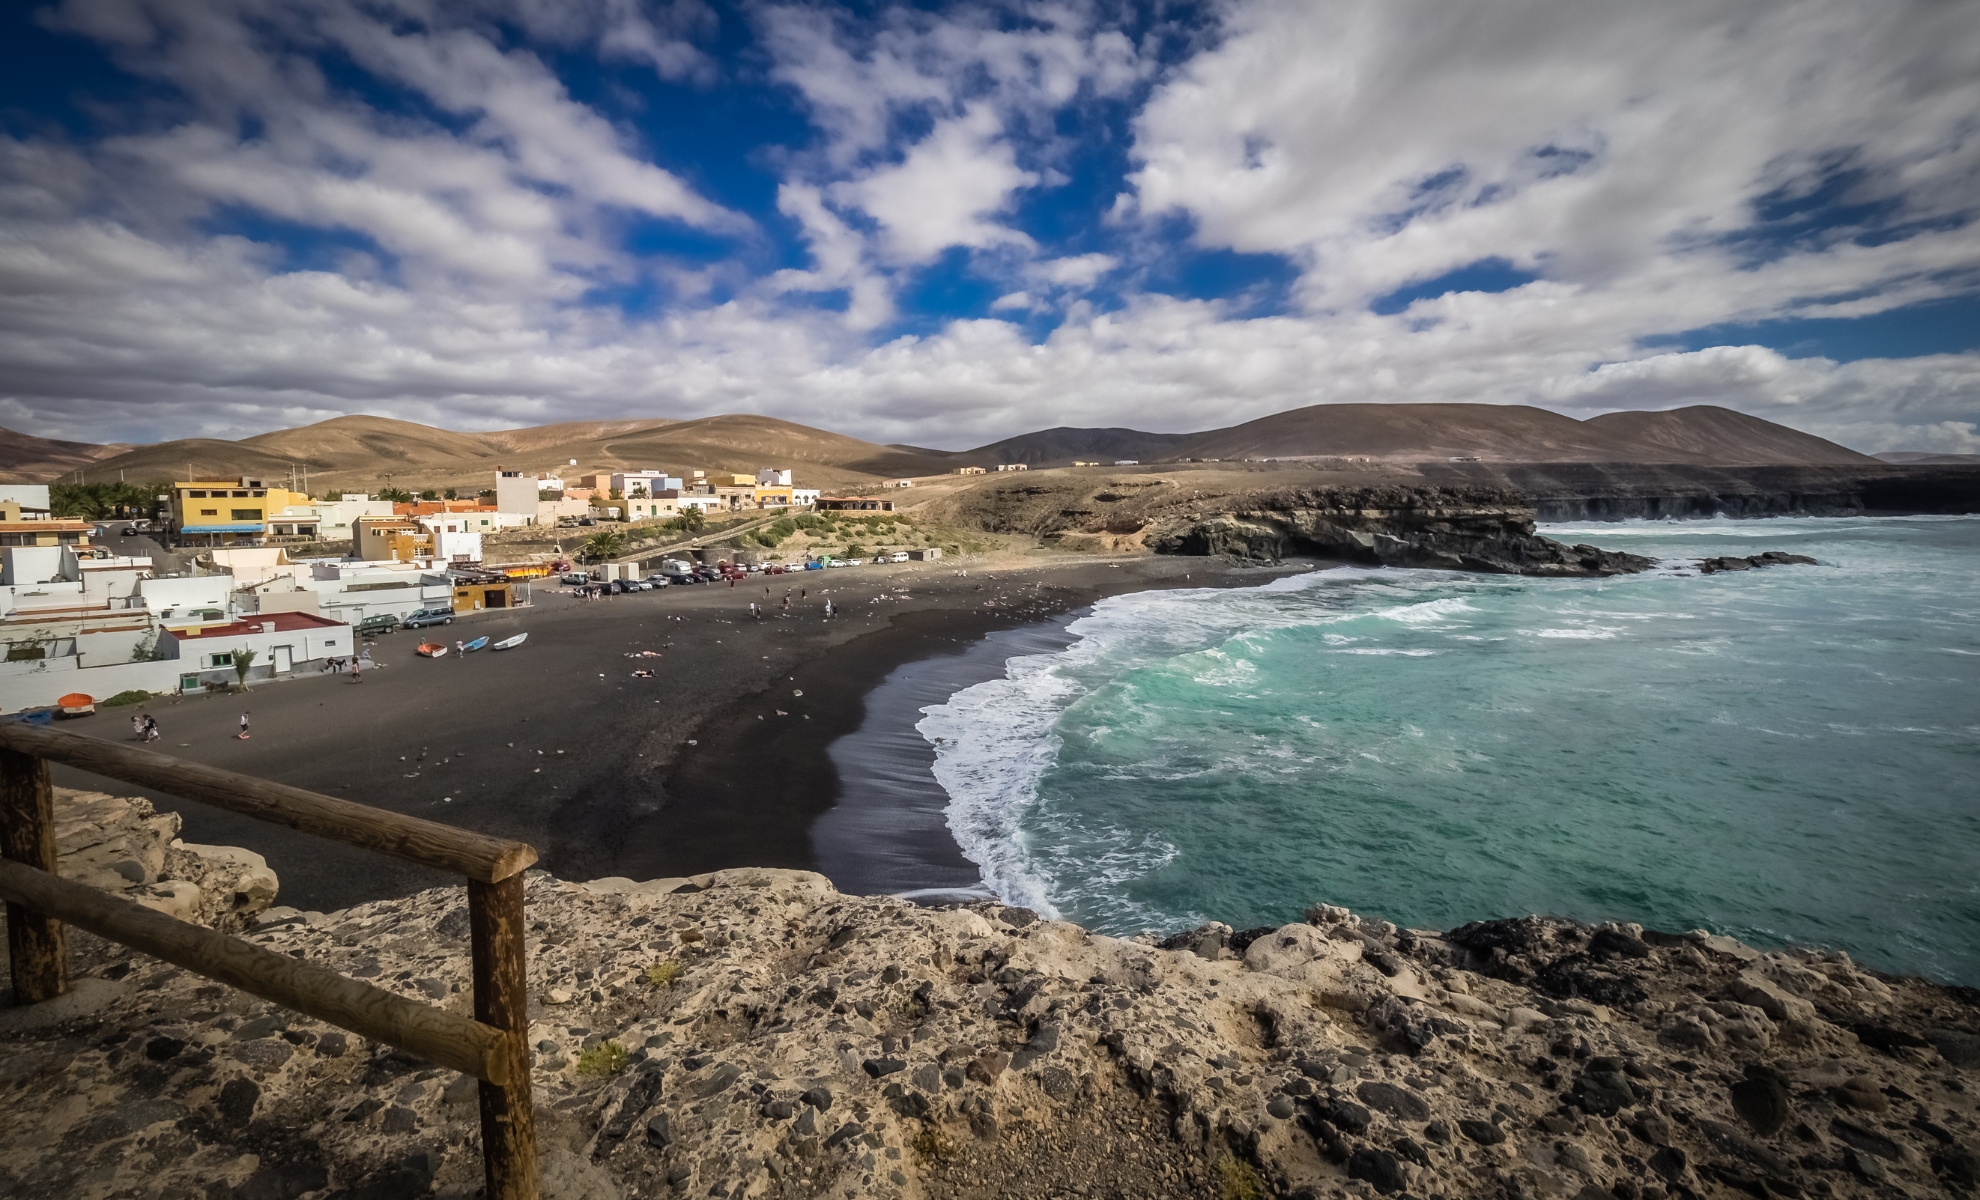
[1583,406,1872,465]
[1179,403,1630,462]
[0,426,130,484]
[53,402,1876,493]
[69,412,946,493]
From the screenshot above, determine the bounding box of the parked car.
[353,613,400,636]
[886,551,910,563]
[643,574,672,588]
[561,572,591,585]
[401,607,456,629]
[577,517,596,526]
[804,560,825,570]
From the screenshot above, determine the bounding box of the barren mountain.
[0,426,130,484]
[1583,406,1873,466]
[50,403,1877,492]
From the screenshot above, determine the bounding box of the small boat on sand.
[416,643,448,658]
[490,633,528,651]
[56,693,96,717]
[462,636,490,652]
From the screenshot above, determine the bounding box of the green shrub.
[1213,1157,1266,1200]
[644,960,682,988]
[575,1040,628,1077]
[101,690,153,706]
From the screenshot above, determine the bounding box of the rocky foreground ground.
[3,801,1978,1200]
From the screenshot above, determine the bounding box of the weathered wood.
[0,748,67,1004]
[471,875,538,1200]
[0,723,536,883]
[0,859,512,1082]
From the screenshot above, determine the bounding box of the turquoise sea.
[917,516,1980,984]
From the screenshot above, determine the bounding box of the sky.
[1,0,1977,453]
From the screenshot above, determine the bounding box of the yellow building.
[752,485,795,508]
[170,478,305,545]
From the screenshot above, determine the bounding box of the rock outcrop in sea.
[1141,487,1654,576]
[4,795,1975,1199]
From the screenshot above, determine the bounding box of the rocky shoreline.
[3,792,1976,1200]
[1141,486,1655,576]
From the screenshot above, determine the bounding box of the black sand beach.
[44,553,1312,910]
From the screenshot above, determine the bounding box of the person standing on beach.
[351,655,363,683]
[237,711,250,740]
[455,639,464,657]
[132,711,146,740]
[142,714,159,742]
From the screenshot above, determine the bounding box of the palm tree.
[582,529,627,561]
[232,647,258,691]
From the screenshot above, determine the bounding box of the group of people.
[128,712,159,742]
[320,646,376,680]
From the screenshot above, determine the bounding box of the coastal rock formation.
[1697,552,1819,575]
[3,854,1975,1199]
[1143,487,1655,576]
[43,787,279,932]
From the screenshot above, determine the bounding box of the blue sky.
[1,0,1976,452]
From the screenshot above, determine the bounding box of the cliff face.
[932,475,1655,576]
[1142,487,1654,576]
[3,849,1975,1200]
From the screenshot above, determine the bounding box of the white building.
[271,496,394,540]
[298,561,454,625]
[0,484,52,513]
[494,470,538,516]
[414,516,484,563]
[756,468,793,487]
[612,471,683,496]
[792,489,821,508]
[994,463,1029,472]
[535,474,566,493]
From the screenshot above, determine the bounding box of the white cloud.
[0,0,1974,457]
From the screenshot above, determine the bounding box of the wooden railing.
[0,723,541,1199]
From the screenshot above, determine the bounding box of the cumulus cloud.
[0,0,1974,453]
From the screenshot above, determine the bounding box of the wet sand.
[44,553,1309,910]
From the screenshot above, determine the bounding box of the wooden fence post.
[470,874,538,1200]
[0,747,67,1004]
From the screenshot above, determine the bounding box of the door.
[272,645,294,674]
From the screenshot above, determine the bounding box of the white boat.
[490,633,528,650]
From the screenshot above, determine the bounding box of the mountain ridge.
[20,402,1876,489]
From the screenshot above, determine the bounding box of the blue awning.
[180,524,264,533]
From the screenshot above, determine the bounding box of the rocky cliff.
[1141,487,1654,576]
[2,840,1975,1200]
[931,474,1654,576]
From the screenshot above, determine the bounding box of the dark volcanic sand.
[47,555,1309,910]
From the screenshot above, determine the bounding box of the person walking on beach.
[132,711,146,740]
[824,598,834,620]
[237,711,250,740]
[455,639,464,657]
[142,714,159,742]
[350,654,363,683]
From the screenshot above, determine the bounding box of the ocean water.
[917,516,1980,984]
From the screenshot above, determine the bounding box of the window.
[251,490,266,497]
[231,509,261,521]
[200,508,218,516]
[187,490,208,498]
[208,652,234,668]
[232,490,250,497]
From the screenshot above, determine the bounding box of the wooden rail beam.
[0,747,67,1003]
[0,859,514,1084]
[0,724,536,883]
